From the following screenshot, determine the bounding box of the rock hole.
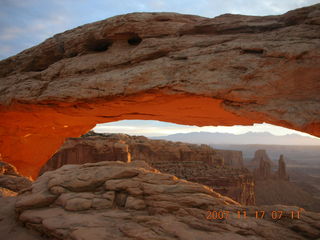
[241,48,264,54]
[86,39,113,52]
[128,35,142,46]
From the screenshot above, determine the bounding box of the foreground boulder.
[14,161,320,239]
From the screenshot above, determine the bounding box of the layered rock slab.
[15,161,320,240]
[0,4,320,177]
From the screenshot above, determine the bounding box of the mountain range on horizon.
[152,131,320,146]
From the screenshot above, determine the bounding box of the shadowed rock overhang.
[0,4,319,177]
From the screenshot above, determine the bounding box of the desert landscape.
[0,1,320,240]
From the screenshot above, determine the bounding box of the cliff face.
[250,149,274,167]
[251,150,289,181]
[40,132,255,205]
[277,154,289,180]
[247,150,319,211]
[0,5,320,178]
[215,149,244,168]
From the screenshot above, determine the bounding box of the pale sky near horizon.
[1,0,319,139]
[93,120,320,140]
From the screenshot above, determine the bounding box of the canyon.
[40,131,320,212]
[0,4,319,177]
[40,132,255,205]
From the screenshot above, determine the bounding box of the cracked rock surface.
[13,161,320,240]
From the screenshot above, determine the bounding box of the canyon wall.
[251,150,289,181]
[0,5,319,177]
[215,150,244,168]
[40,132,255,205]
[250,149,274,167]
[247,150,320,211]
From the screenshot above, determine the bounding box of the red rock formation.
[251,151,290,182]
[40,132,223,172]
[0,4,320,177]
[250,149,274,167]
[277,154,289,180]
[257,158,272,180]
[40,132,255,205]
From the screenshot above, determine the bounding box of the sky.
[1,0,319,139]
[93,120,320,139]
[1,0,319,59]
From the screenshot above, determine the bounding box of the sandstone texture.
[0,197,43,240]
[0,5,320,177]
[9,161,320,240]
[40,132,255,205]
[0,161,32,197]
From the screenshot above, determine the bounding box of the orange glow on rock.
[0,91,318,178]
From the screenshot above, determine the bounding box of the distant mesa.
[250,149,289,181]
[250,149,274,168]
[154,132,320,145]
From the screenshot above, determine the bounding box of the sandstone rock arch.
[0,4,319,178]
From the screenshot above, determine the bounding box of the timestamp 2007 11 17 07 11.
[206,209,302,220]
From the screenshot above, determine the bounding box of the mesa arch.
[0,4,319,178]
